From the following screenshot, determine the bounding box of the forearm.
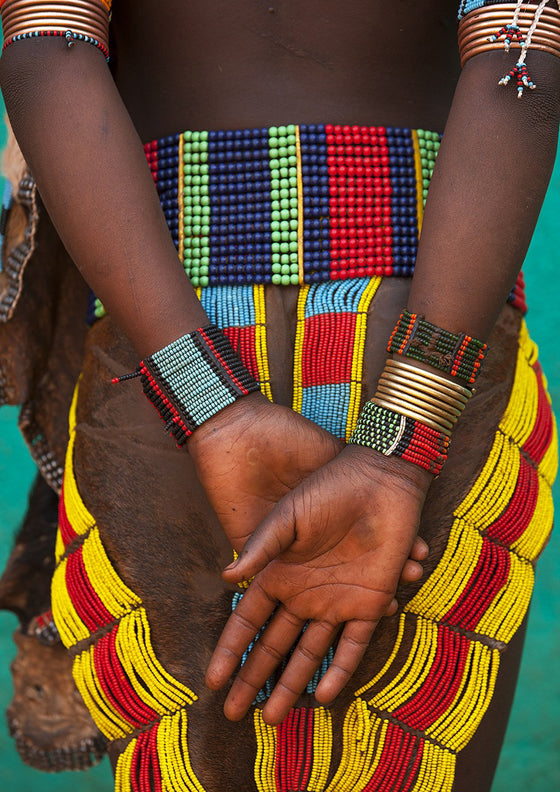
[408,51,560,341]
[0,39,208,357]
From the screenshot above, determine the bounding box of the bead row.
[1,27,109,58]
[388,309,487,384]
[349,400,449,476]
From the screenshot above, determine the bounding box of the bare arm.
[0,38,208,356]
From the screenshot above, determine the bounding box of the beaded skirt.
[87,124,526,323]
[53,283,556,791]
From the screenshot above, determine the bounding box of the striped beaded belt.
[87,123,526,323]
[144,124,440,287]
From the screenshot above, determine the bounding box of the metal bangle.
[371,397,453,435]
[378,370,469,411]
[376,381,463,420]
[385,359,473,399]
[374,386,458,428]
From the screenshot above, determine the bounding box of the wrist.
[113,324,262,447]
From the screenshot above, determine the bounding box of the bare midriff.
[110,0,460,141]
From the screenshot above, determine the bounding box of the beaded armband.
[113,325,261,447]
[387,310,487,385]
[458,2,560,97]
[0,0,112,60]
[349,359,473,475]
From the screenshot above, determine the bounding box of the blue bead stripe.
[386,127,418,277]
[299,124,331,285]
[207,128,273,286]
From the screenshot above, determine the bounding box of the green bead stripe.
[269,125,300,286]
[183,130,210,288]
[416,130,440,206]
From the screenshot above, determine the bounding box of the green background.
[0,121,558,789]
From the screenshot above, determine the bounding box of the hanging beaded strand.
[458,1,560,97]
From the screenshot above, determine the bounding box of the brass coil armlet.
[1,0,111,59]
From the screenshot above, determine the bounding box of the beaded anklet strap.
[387,309,487,385]
[349,401,450,476]
[114,325,260,447]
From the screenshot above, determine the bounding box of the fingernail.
[224,560,238,571]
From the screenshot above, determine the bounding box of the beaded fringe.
[52,315,555,791]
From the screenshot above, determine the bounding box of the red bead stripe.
[58,484,78,548]
[93,627,160,727]
[523,363,554,463]
[443,539,510,631]
[394,628,469,730]
[223,325,259,381]
[302,313,357,386]
[487,456,539,545]
[65,546,114,632]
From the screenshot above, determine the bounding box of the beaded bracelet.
[387,309,487,385]
[0,0,111,59]
[113,325,260,447]
[349,400,450,476]
[349,358,473,475]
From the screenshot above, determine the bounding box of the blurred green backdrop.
[0,122,558,790]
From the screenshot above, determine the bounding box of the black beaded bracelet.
[387,310,487,385]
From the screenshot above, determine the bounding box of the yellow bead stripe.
[292,285,310,415]
[325,700,386,792]
[295,125,305,285]
[410,741,454,792]
[114,738,135,792]
[308,708,333,792]
[81,528,141,619]
[254,285,273,402]
[411,130,425,235]
[345,276,382,440]
[52,558,90,645]
[157,710,207,792]
[253,710,277,792]
[179,133,185,265]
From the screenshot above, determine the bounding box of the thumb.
[222,498,296,582]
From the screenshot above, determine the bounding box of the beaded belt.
[87,123,526,323]
[144,124,440,287]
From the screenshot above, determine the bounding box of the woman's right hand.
[188,391,428,577]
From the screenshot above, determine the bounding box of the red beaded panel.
[326,125,394,280]
[301,312,357,387]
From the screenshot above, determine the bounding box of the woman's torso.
[110,0,460,141]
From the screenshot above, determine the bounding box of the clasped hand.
[188,394,431,725]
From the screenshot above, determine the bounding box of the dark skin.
[1,0,559,728]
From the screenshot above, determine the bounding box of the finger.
[261,620,339,726]
[206,581,276,691]
[399,559,424,584]
[314,619,377,706]
[223,606,306,721]
[222,499,297,583]
[410,536,429,561]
